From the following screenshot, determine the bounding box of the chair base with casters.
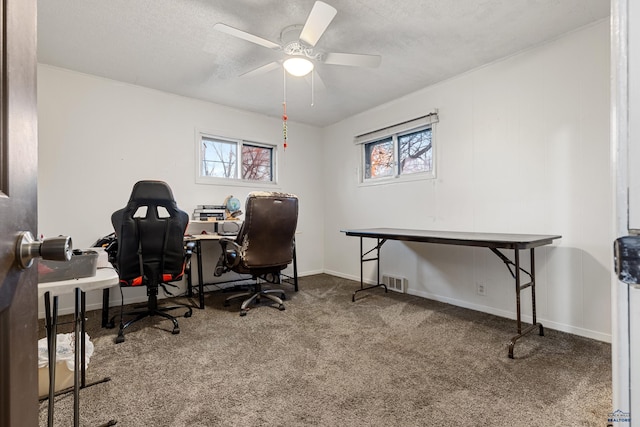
[223,275,286,316]
[106,283,193,343]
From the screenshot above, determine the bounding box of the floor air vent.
[382,275,407,293]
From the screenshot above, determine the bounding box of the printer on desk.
[217,220,242,236]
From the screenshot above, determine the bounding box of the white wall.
[37,65,325,313]
[323,21,612,342]
[38,21,613,342]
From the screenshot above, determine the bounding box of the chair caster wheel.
[172,327,180,335]
[105,321,115,329]
[115,334,125,344]
[184,311,192,318]
[278,304,285,311]
[240,310,247,317]
[280,294,286,300]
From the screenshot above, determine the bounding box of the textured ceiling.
[37,0,610,127]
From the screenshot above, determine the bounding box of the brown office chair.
[214,191,298,316]
[107,180,193,343]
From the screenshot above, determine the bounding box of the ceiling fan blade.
[323,52,382,68]
[213,23,281,50]
[299,1,337,47]
[240,61,281,78]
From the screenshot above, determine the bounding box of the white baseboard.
[322,269,361,282]
[406,288,611,343]
[297,269,324,277]
[322,270,611,343]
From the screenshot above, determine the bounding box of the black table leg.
[44,292,58,427]
[186,251,194,298]
[507,247,544,358]
[197,240,205,309]
[101,288,110,328]
[352,237,388,302]
[81,290,86,388]
[292,239,299,292]
[531,248,544,336]
[73,288,81,427]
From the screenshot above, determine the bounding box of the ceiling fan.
[213,1,381,78]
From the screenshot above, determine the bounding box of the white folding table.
[38,267,119,427]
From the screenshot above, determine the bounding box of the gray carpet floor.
[39,274,612,426]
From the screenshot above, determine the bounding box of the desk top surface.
[38,267,119,297]
[185,233,222,240]
[341,228,561,249]
[184,233,240,241]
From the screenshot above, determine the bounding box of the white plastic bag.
[37,332,94,370]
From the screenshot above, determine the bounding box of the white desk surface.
[38,267,119,298]
[185,233,222,240]
[185,233,240,241]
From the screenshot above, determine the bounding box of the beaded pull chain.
[283,68,288,150]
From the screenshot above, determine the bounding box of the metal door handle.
[15,231,72,270]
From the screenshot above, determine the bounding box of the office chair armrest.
[105,239,119,268]
[214,238,241,276]
[220,238,241,266]
[184,241,196,255]
[182,241,196,266]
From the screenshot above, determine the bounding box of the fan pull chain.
[311,72,315,107]
[283,68,288,150]
[283,102,288,150]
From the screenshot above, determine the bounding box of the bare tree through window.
[363,127,433,181]
[202,138,236,178]
[365,138,393,179]
[242,144,273,181]
[199,134,275,183]
[399,128,432,174]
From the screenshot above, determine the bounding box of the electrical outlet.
[476,283,486,296]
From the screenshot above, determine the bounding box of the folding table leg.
[74,288,81,427]
[44,292,58,427]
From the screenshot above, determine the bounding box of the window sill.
[196,176,280,188]
[358,172,435,187]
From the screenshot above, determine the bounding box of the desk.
[341,228,561,358]
[39,267,119,427]
[185,234,299,309]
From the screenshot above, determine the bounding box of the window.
[197,133,276,185]
[357,113,438,183]
[364,137,394,179]
[398,128,433,175]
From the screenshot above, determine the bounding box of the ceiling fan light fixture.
[283,57,314,77]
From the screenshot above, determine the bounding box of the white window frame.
[356,112,438,186]
[195,131,279,187]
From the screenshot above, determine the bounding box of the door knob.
[15,231,72,270]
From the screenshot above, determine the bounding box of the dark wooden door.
[0,0,39,425]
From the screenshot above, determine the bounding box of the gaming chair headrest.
[128,180,177,206]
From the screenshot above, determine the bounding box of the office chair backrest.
[236,191,298,271]
[111,180,189,284]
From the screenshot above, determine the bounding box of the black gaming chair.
[108,180,193,343]
[214,191,298,316]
